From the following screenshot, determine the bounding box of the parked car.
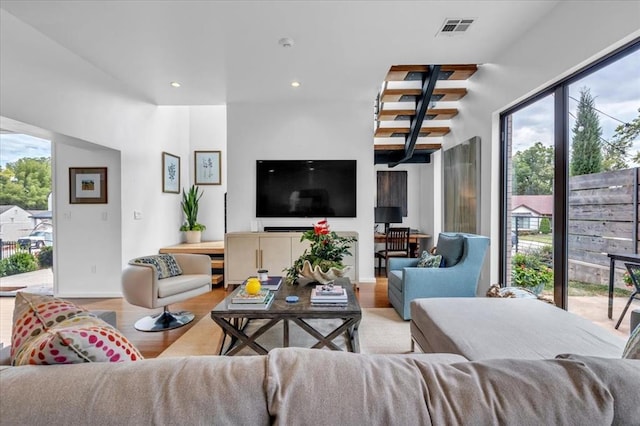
[18,230,53,249]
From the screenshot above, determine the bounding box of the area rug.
[157,307,411,357]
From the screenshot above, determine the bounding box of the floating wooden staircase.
[375,64,477,165]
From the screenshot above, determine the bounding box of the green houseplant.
[180,185,206,243]
[511,250,552,295]
[284,219,356,285]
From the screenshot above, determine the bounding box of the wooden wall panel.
[377,171,407,216]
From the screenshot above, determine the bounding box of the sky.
[0,133,51,168]
[512,48,640,167]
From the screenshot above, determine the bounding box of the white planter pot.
[184,230,202,244]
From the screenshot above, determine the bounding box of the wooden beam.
[440,64,478,80]
[374,143,441,151]
[375,126,450,138]
[385,64,478,81]
[380,88,467,102]
[377,108,458,121]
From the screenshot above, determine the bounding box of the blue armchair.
[387,233,490,320]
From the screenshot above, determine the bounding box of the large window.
[500,39,639,316]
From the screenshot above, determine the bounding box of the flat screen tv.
[256,160,357,218]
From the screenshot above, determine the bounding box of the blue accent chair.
[387,233,490,320]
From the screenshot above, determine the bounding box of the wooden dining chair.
[375,227,411,274]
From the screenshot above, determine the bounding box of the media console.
[263,226,313,232]
[224,231,359,288]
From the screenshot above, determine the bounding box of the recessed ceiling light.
[170,81,181,88]
[291,81,301,88]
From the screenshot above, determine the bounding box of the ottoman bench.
[410,298,626,360]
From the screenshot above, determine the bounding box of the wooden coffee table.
[211,277,361,355]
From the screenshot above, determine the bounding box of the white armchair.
[122,253,211,331]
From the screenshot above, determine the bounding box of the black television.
[256,160,357,218]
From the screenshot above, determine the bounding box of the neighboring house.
[0,205,32,241]
[511,195,553,232]
[29,210,53,229]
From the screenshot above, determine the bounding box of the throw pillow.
[435,234,464,267]
[622,322,640,359]
[12,315,142,365]
[131,254,183,279]
[11,292,92,362]
[417,251,442,268]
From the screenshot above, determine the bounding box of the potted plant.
[284,219,357,285]
[511,250,553,295]
[180,185,206,243]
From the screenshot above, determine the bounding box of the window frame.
[499,38,640,309]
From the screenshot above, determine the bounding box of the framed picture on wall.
[162,152,180,193]
[69,167,108,204]
[194,150,221,185]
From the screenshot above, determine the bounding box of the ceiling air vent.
[437,18,474,36]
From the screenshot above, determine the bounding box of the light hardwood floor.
[1,277,391,359]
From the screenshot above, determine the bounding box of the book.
[242,276,282,291]
[311,300,348,306]
[228,291,275,310]
[314,284,344,296]
[310,288,347,303]
[231,288,270,304]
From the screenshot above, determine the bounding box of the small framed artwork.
[194,150,221,185]
[162,152,180,193]
[69,167,108,204]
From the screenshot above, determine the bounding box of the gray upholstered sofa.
[1,347,639,425]
[410,298,627,360]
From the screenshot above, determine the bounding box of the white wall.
[0,9,196,296]
[53,137,122,297]
[446,1,640,293]
[226,101,376,283]
[188,106,228,241]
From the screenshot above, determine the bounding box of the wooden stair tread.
[374,126,450,138]
[374,143,441,151]
[380,88,467,102]
[377,108,458,121]
[385,64,477,81]
[211,259,224,268]
[212,274,224,285]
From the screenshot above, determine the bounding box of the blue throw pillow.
[417,251,442,268]
[131,254,183,279]
[435,234,464,267]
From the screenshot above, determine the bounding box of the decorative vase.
[184,230,202,244]
[298,260,350,284]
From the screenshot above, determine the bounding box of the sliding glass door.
[501,40,639,325]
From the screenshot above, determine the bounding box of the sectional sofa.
[1,347,639,425]
[2,290,638,424]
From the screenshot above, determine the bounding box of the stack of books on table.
[243,276,282,291]
[228,288,275,310]
[310,285,348,306]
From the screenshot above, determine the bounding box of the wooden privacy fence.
[568,167,639,285]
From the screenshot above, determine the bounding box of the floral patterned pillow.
[12,315,142,365]
[11,292,91,362]
[11,292,143,365]
[417,251,443,268]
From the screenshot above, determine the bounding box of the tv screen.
[256,160,357,218]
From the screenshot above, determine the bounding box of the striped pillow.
[131,254,183,279]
